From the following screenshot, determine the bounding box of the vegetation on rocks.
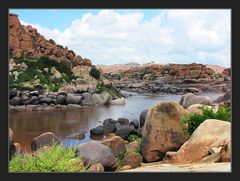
[9,144,86,172]
[9,56,77,92]
[97,81,121,98]
[90,66,101,80]
[181,106,231,135]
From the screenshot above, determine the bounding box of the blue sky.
[9,9,231,67]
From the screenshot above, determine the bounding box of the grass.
[180,105,231,136]
[9,144,86,173]
[9,56,77,92]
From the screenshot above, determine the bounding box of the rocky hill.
[9,13,91,68]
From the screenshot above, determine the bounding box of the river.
[9,91,223,152]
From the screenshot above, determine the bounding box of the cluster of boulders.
[9,13,92,69]
[9,86,125,112]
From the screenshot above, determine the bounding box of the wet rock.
[39,97,54,105]
[9,88,18,99]
[67,104,82,110]
[109,97,125,105]
[90,126,104,135]
[115,125,136,140]
[139,109,148,127]
[130,119,139,129]
[57,94,66,104]
[103,118,116,134]
[117,118,129,126]
[24,96,38,105]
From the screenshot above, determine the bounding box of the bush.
[97,82,121,98]
[90,66,101,80]
[180,106,231,136]
[9,144,86,172]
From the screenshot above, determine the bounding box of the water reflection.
[9,92,222,152]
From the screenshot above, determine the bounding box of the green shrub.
[97,82,121,98]
[9,144,86,173]
[180,106,231,136]
[127,134,139,142]
[90,66,101,80]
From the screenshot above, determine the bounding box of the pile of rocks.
[9,14,92,69]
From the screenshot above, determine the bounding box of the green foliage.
[89,66,101,80]
[9,144,86,173]
[97,82,121,98]
[180,106,231,136]
[127,134,139,142]
[10,56,76,92]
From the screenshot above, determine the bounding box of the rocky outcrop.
[141,102,189,162]
[170,119,230,163]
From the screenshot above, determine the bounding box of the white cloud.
[19,9,231,67]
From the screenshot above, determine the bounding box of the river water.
[9,91,223,152]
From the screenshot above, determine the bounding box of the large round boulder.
[139,109,148,127]
[141,102,189,162]
[179,93,212,108]
[76,141,116,169]
[31,132,61,152]
[170,119,231,163]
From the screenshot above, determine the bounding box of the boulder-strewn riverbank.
[9,92,231,172]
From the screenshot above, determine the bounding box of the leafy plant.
[89,66,101,80]
[9,144,86,173]
[180,106,231,136]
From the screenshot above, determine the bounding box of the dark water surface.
[9,91,223,152]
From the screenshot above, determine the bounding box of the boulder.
[121,152,143,169]
[179,93,212,108]
[117,118,129,126]
[39,97,55,105]
[170,119,230,163]
[31,132,61,152]
[92,93,105,105]
[76,141,116,168]
[109,97,125,105]
[115,125,137,140]
[9,88,18,99]
[57,94,66,104]
[10,143,23,157]
[219,141,231,162]
[82,92,94,106]
[10,97,23,106]
[58,85,77,94]
[103,118,116,134]
[130,119,140,129]
[51,67,62,79]
[90,126,104,135]
[24,96,38,105]
[86,163,104,172]
[101,136,126,156]
[141,102,189,162]
[66,94,81,105]
[139,109,148,127]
